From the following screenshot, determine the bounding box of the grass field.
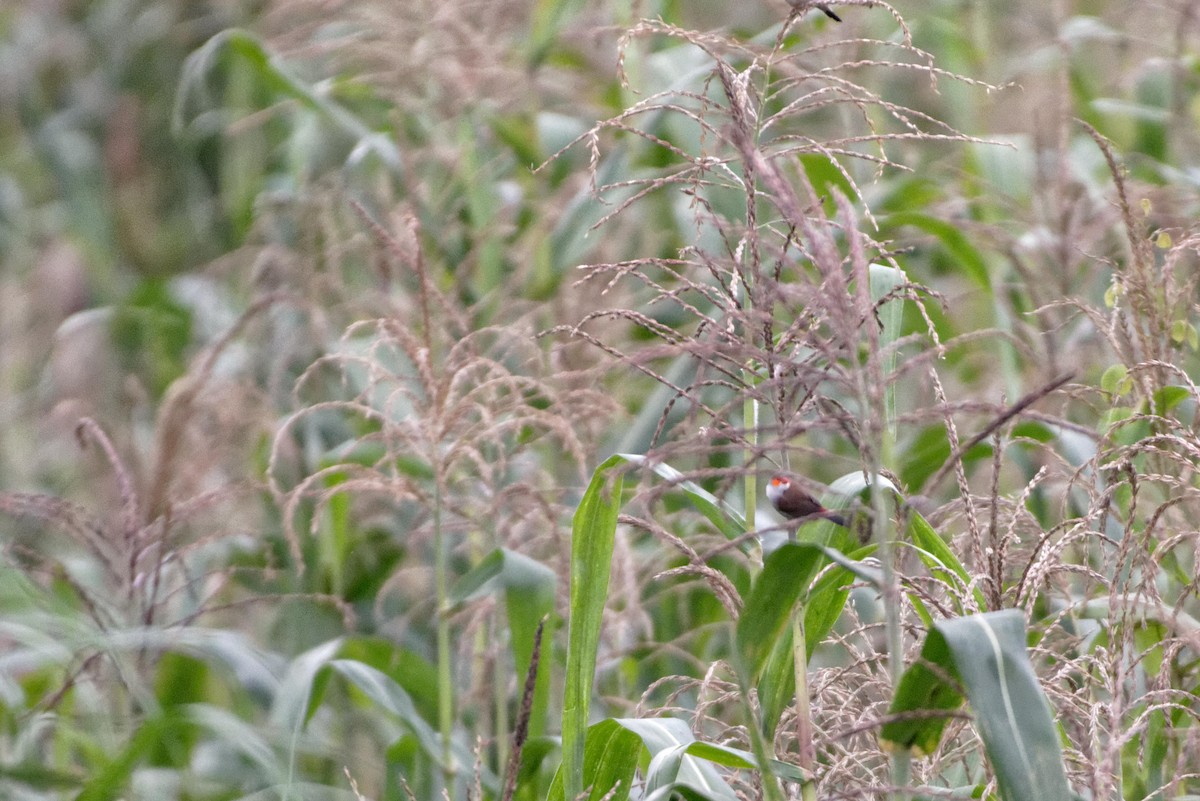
[1,1,1199,799]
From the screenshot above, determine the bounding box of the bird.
[815,4,841,21]
[786,1,842,21]
[766,474,847,527]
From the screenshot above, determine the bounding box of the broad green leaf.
[166,629,280,703]
[450,548,556,737]
[336,639,440,724]
[876,175,944,215]
[184,703,284,782]
[75,715,172,801]
[880,621,960,755]
[967,135,1034,205]
[883,611,1073,801]
[549,146,631,271]
[154,651,211,713]
[562,455,627,801]
[327,659,495,788]
[939,612,1071,801]
[550,717,803,801]
[645,745,690,797]
[527,0,586,66]
[0,565,60,613]
[885,211,990,292]
[617,453,746,541]
[801,553,868,658]
[680,742,755,771]
[800,154,856,204]
[0,622,281,708]
[905,512,987,614]
[757,622,798,742]
[827,471,898,498]
[1147,385,1193,415]
[319,470,351,596]
[900,424,952,491]
[616,718,737,801]
[734,543,826,687]
[175,29,402,174]
[549,719,642,801]
[1137,702,1169,800]
[803,544,879,646]
[0,762,80,791]
[683,740,808,783]
[111,279,193,397]
[758,544,875,739]
[1100,364,1131,396]
[1010,421,1056,443]
[269,638,344,731]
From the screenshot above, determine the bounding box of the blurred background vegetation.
[1,0,1199,799]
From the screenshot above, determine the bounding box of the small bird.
[786,1,842,21]
[815,4,841,21]
[766,474,847,527]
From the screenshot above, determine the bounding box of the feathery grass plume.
[533,11,1067,797]
[268,201,614,791]
[0,295,325,717]
[1006,123,1200,799]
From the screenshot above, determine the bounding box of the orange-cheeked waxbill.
[766,474,847,527]
[785,1,842,21]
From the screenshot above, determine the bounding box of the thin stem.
[434,473,454,786]
[873,439,909,798]
[492,616,509,782]
[744,395,758,549]
[744,698,786,801]
[857,265,908,799]
[741,218,782,800]
[792,615,818,801]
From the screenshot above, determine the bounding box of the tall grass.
[0,1,1198,800]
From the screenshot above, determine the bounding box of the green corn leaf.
[617,453,746,542]
[548,719,641,801]
[450,548,556,737]
[551,717,748,801]
[562,455,627,801]
[882,610,1072,801]
[734,543,827,687]
[906,511,987,613]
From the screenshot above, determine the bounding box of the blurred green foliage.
[1,0,1199,799]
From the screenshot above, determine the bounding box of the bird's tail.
[822,511,847,528]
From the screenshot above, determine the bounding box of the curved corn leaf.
[618,718,738,801]
[882,610,1072,801]
[734,543,826,687]
[906,511,987,613]
[617,453,746,542]
[548,719,641,801]
[885,211,990,292]
[451,547,556,737]
[757,543,877,740]
[562,455,627,801]
[552,717,780,801]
